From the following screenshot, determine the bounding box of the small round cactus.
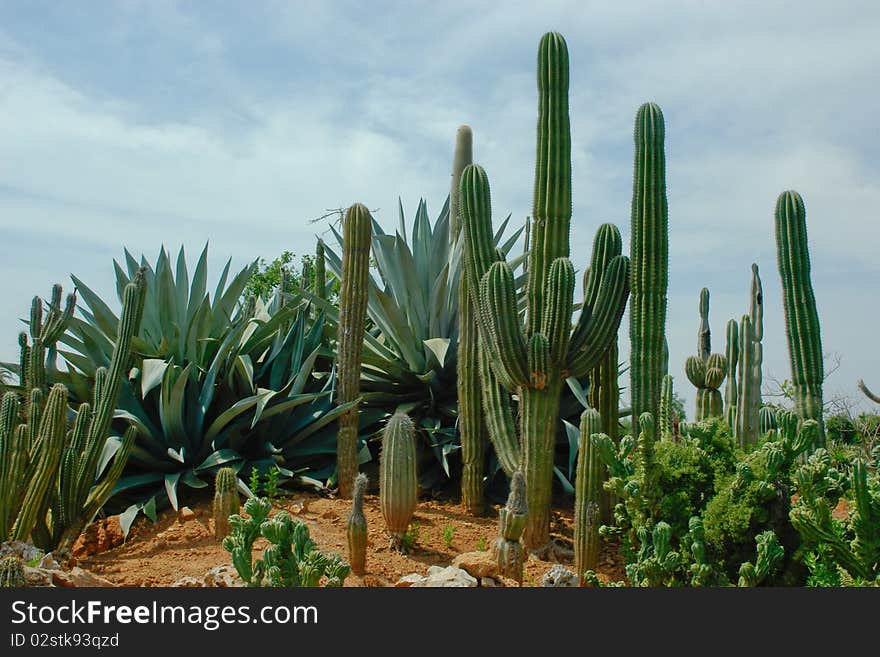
[0,556,25,588]
[213,467,240,541]
[379,410,418,550]
[346,473,369,575]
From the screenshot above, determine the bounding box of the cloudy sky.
[1,1,878,416]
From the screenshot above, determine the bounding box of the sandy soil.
[74,491,627,587]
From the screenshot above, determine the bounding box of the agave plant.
[320,198,524,481]
[58,245,357,532]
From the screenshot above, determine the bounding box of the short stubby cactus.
[775,191,825,447]
[213,467,240,541]
[346,473,369,575]
[574,409,603,584]
[336,203,373,498]
[0,555,25,587]
[379,411,418,550]
[492,470,528,583]
[684,288,727,422]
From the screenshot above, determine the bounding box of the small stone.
[66,567,116,587]
[23,567,53,587]
[480,577,500,587]
[38,553,62,571]
[395,573,426,587]
[179,507,195,520]
[412,566,477,588]
[453,551,499,579]
[171,576,203,587]
[203,564,244,587]
[541,564,579,587]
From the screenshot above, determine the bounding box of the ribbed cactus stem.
[658,375,674,441]
[0,556,25,587]
[379,411,418,550]
[685,288,726,422]
[213,467,240,541]
[336,203,373,498]
[574,409,603,584]
[494,470,527,583]
[697,287,711,361]
[629,102,669,427]
[451,125,486,515]
[313,239,326,299]
[724,319,739,431]
[346,473,368,575]
[775,191,825,448]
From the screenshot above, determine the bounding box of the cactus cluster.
[459,32,630,550]
[492,470,527,583]
[684,289,727,422]
[379,410,418,550]
[213,466,240,541]
[0,555,25,588]
[734,265,764,447]
[346,472,368,575]
[335,203,373,498]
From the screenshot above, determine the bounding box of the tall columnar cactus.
[450,125,486,515]
[379,410,418,550]
[759,406,777,436]
[658,374,674,441]
[724,319,739,431]
[684,289,727,422]
[574,409,603,584]
[735,264,764,448]
[336,203,373,498]
[492,470,527,583]
[629,102,669,428]
[0,556,25,588]
[459,33,630,550]
[213,467,240,541]
[346,472,368,575]
[775,191,825,447]
[313,239,326,299]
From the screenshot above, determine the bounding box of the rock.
[541,564,579,587]
[203,564,244,587]
[0,541,42,562]
[171,576,203,587]
[394,573,425,587]
[453,551,499,579]
[66,567,116,587]
[38,554,62,571]
[23,567,53,587]
[480,577,499,587]
[411,566,477,588]
[179,506,196,520]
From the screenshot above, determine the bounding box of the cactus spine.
[493,470,527,583]
[629,102,669,427]
[336,203,373,498]
[379,411,418,549]
[213,467,240,541]
[684,288,727,422]
[346,472,368,575]
[451,125,486,514]
[574,409,603,584]
[0,555,25,587]
[459,33,630,550]
[775,191,825,447]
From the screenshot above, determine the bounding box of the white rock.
[203,564,244,587]
[541,564,579,587]
[394,573,426,587]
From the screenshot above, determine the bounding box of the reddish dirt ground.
[74,491,627,587]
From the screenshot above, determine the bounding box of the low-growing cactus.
[493,470,527,583]
[737,531,784,587]
[346,473,368,575]
[574,409,603,584]
[379,410,418,550]
[0,555,25,587]
[213,467,240,541]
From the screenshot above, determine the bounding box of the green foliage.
[248,466,261,498]
[476,536,488,552]
[265,465,280,502]
[400,522,420,553]
[442,524,455,549]
[223,497,349,587]
[737,531,784,586]
[246,250,295,299]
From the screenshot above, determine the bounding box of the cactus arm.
[857,379,880,405]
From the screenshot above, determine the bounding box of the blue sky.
[1,1,879,416]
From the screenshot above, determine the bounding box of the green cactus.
[336,203,373,498]
[759,406,777,436]
[629,101,669,429]
[313,239,326,299]
[724,319,739,431]
[451,125,487,515]
[213,467,240,541]
[346,472,368,575]
[379,410,418,550]
[574,409,603,584]
[684,288,727,422]
[735,264,764,448]
[459,33,630,550]
[658,374,674,441]
[626,521,681,587]
[0,555,25,588]
[493,469,527,583]
[775,191,825,448]
[737,531,784,587]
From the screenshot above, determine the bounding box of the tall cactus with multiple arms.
[346,472,368,575]
[775,191,825,447]
[336,204,373,498]
[450,125,486,514]
[213,467,240,541]
[629,102,669,427]
[735,264,764,447]
[684,288,727,422]
[379,410,418,550]
[724,319,739,430]
[574,409,603,584]
[18,284,77,396]
[459,33,630,550]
